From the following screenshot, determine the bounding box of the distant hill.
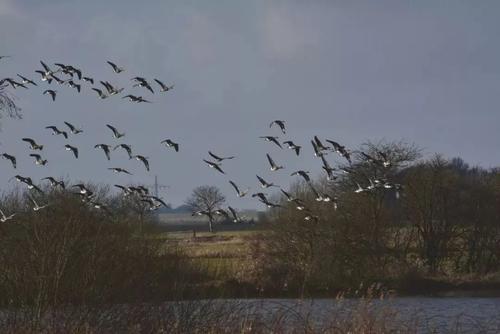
[156,204,191,214]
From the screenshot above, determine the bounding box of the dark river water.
[237,297,500,333]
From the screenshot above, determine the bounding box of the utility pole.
[152,175,170,198]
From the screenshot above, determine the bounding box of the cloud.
[0,0,19,17]
[258,4,320,61]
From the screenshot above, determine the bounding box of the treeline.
[251,142,500,296]
[0,141,498,312]
[0,185,214,326]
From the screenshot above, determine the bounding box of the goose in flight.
[94,144,112,160]
[63,121,83,134]
[229,180,249,198]
[321,193,338,208]
[54,63,82,79]
[13,175,43,194]
[340,167,354,174]
[365,178,377,191]
[203,159,225,174]
[108,167,133,175]
[132,185,150,196]
[100,81,123,96]
[39,60,58,77]
[45,126,68,139]
[326,140,351,163]
[127,185,147,196]
[12,175,32,185]
[42,177,65,189]
[122,94,151,103]
[72,184,91,195]
[106,124,125,139]
[133,155,150,172]
[54,63,72,76]
[256,175,278,188]
[65,80,81,93]
[280,188,295,202]
[107,61,124,73]
[320,155,336,181]
[291,170,311,183]
[228,206,241,223]
[311,140,325,157]
[16,74,37,86]
[50,74,65,85]
[314,136,329,152]
[154,79,174,92]
[29,196,49,212]
[0,207,15,223]
[136,185,150,195]
[293,198,307,211]
[132,77,154,94]
[283,141,301,156]
[64,144,79,158]
[34,70,53,83]
[259,199,281,209]
[208,151,235,162]
[141,198,162,211]
[326,139,344,153]
[1,153,16,169]
[266,153,284,171]
[0,55,11,61]
[89,201,111,213]
[43,89,57,101]
[144,195,168,208]
[2,78,27,89]
[376,151,392,168]
[30,154,48,166]
[72,191,95,203]
[91,88,108,99]
[161,139,179,152]
[82,77,94,84]
[354,183,365,193]
[251,192,268,202]
[214,208,229,218]
[22,138,43,151]
[260,136,283,149]
[308,184,323,201]
[192,210,213,220]
[269,120,286,134]
[114,144,133,158]
[114,184,133,197]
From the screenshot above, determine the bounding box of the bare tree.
[185,185,225,233]
[403,155,462,273]
[0,81,22,127]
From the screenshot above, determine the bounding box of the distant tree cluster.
[251,141,500,296]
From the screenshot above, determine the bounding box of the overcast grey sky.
[0,0,499,209]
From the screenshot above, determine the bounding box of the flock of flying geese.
[2,60,173,102]
[0,59,177,222]
[195,119,402,223]
[0,57,402,225]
